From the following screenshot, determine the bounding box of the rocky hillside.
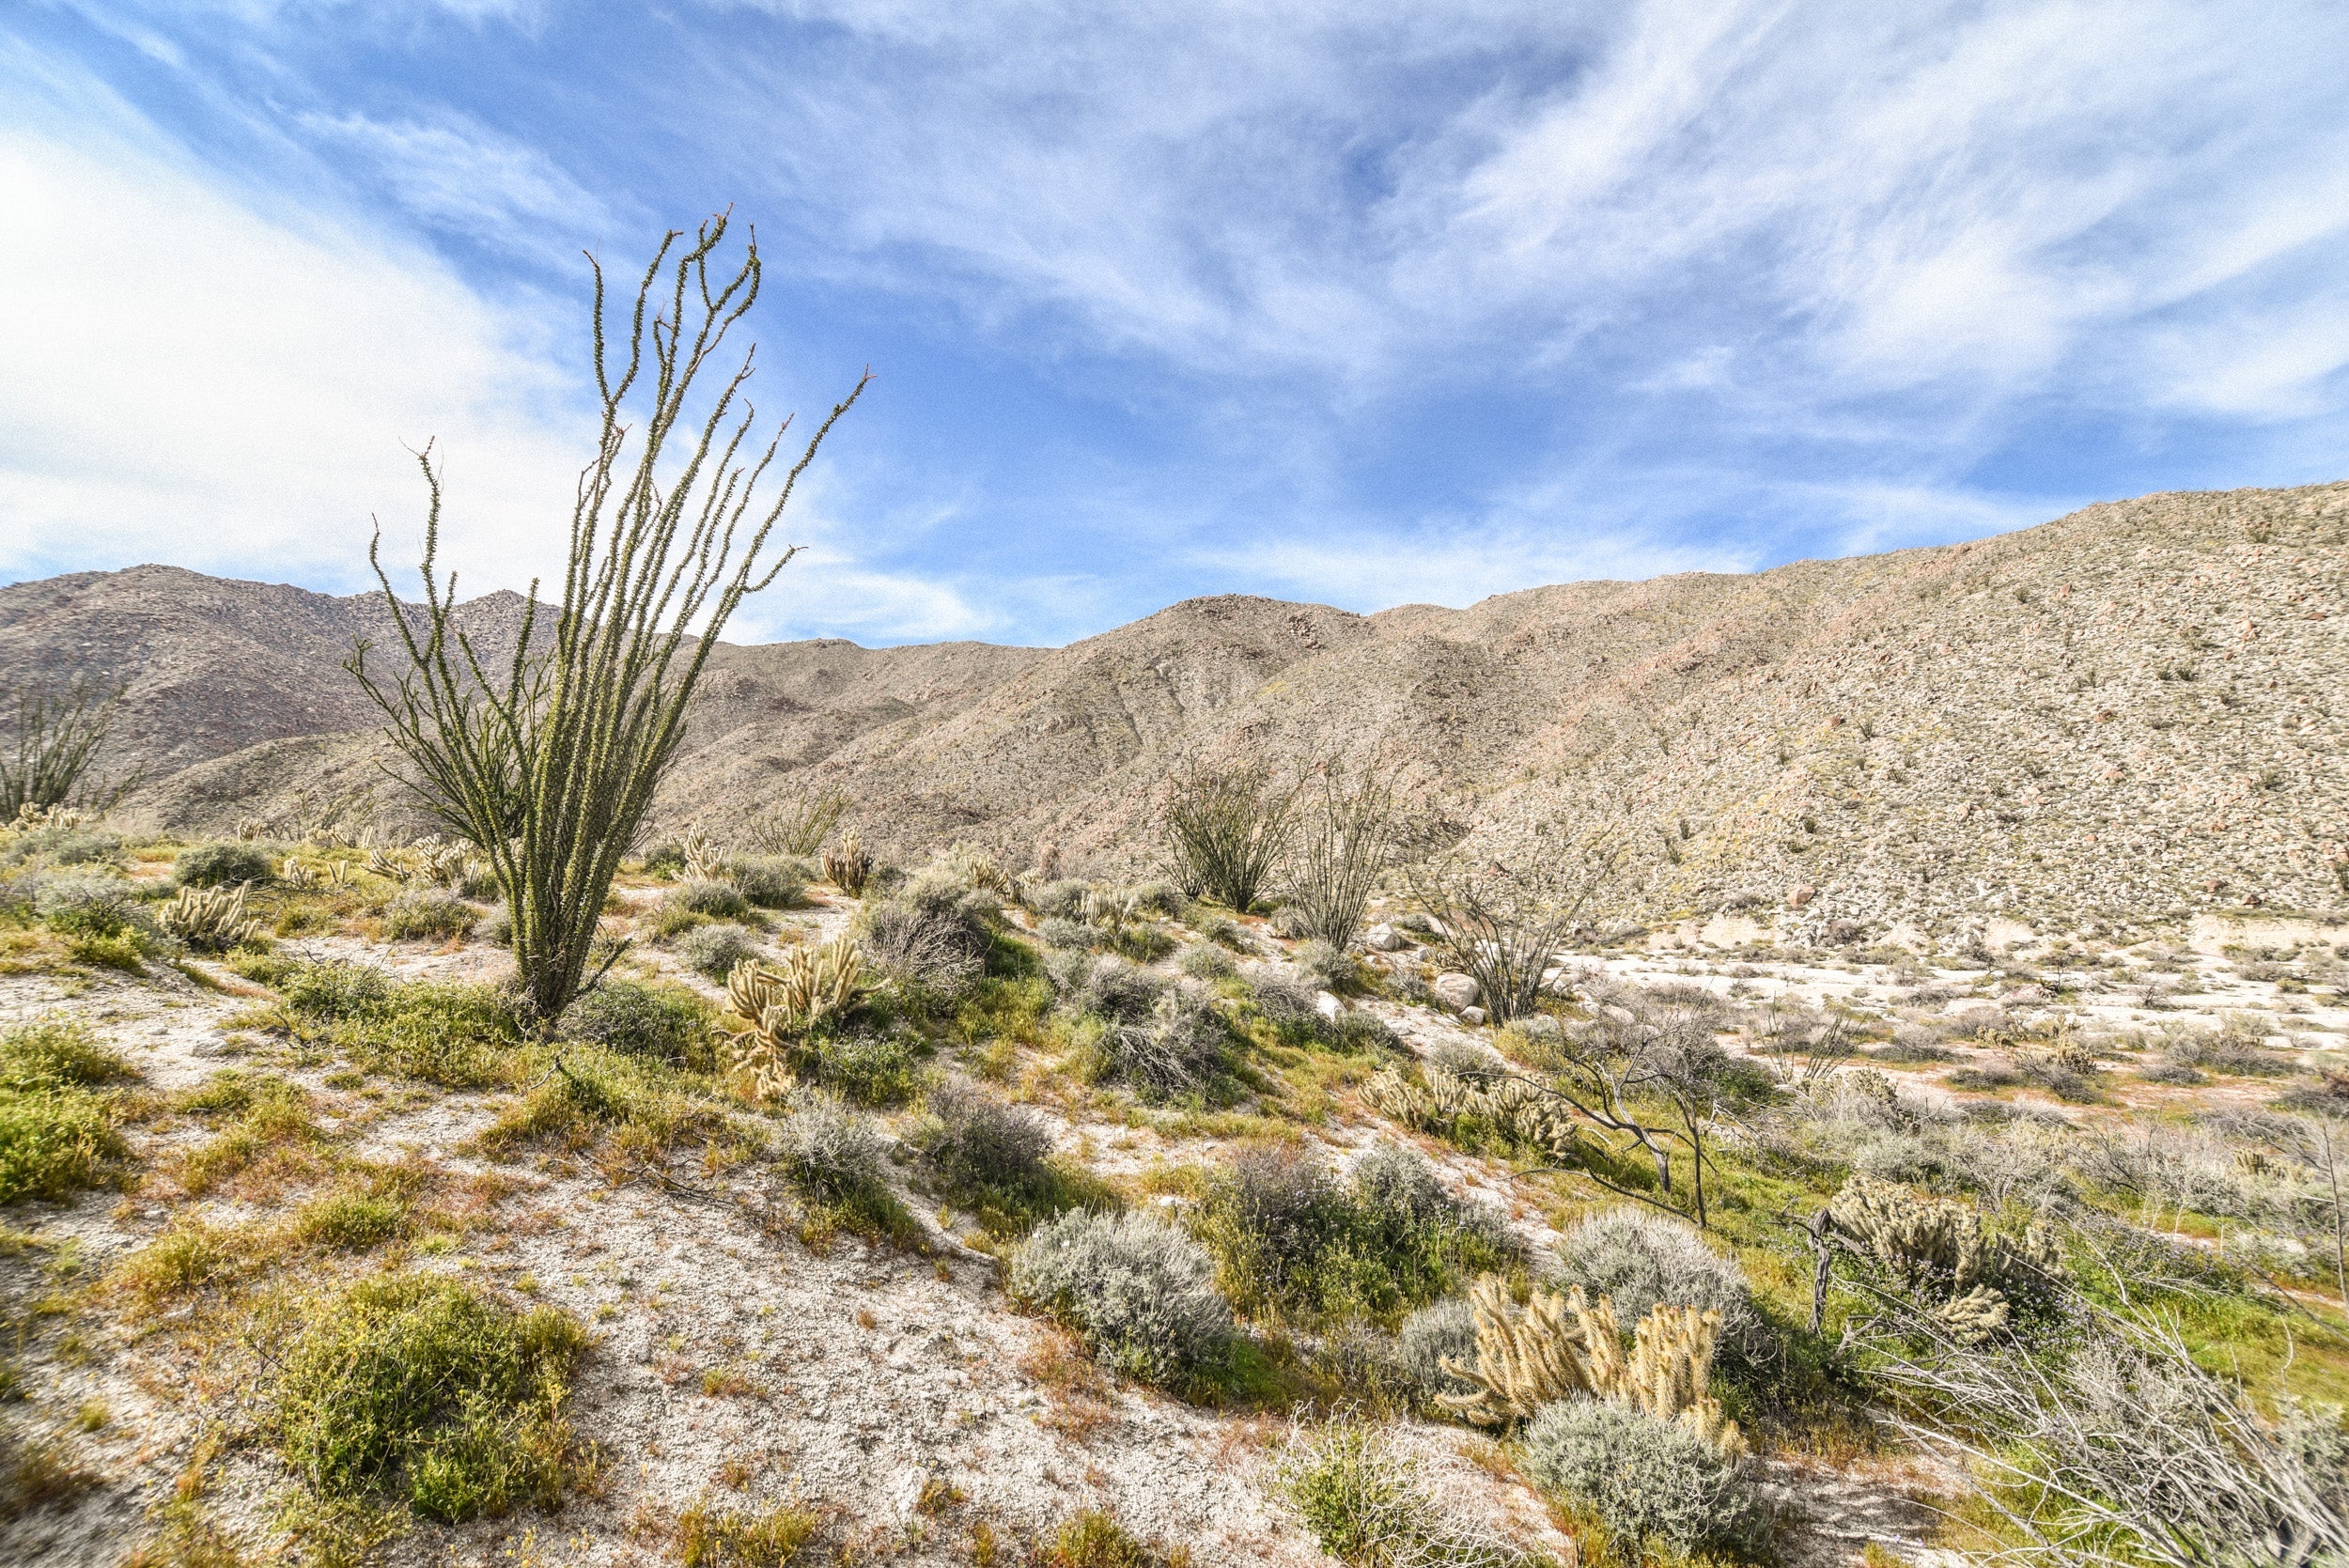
[6,483,2345,937]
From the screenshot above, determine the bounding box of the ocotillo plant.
[1162,758,1299,912]
[0,677,134,817]
[350,213,867,1028]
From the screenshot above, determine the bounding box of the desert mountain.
[5,482,2344,938]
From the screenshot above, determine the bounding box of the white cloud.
[297,110,615,250]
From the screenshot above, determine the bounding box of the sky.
[5,1,2348,648]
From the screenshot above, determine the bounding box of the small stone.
[1432,971,1482,1010]
[1461,1006,1488,1026]
[1315,990,1342,1022]
[1363,924,1404,952]
[1788,884,1817,909]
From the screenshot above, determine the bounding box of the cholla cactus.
[1439,1275,1605,1425]
[1828,1172,2059,1343]
[1363,1063,1578,1161]
[725,938,886,1099]
[1437,1275,1745,1455]
[823,828,873,896]
[944,842,1022,904]
[280,858,321,889]
[10,802,91,833]
[680,829,730,883]
[323,859,356,888]
[1080,887,1138,929]
[160,883,262,952]
[234,815,268,841]
[365,847,416,883]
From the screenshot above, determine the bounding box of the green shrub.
[1292,939,1357,992]
[0,825,123,870]
[34,874,150,939]
[1008,1209,1234,1389]
[1176,942,1236,980]
[815,1032,922,1107]
[670,879,750,920]
[272,1273,585,1522]
[676,1498,822,1566]
[732,857,808,909]
[294,1189,408,1250]
[1280,1414,1532,1568]
[559,981,706,1062]
[1037,917,1093,949]
[1198,1141,1519,1326]
[1517,1396,1762,1554]
[0,1017,135,1204]
[677,923,762,981]
[175,842,275,888]
[282,960,394,1020]
[382,890,479,940]
[0,1017,134,1092]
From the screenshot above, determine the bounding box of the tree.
[0,677,134,817]
[351,214,867,1027]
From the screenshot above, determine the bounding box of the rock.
[1788,884,1818,909]
[1363,924,1404,952]
[1432,971,1482,1011]
[1315,990,1342,1022]
[1461,1006,1488,1026]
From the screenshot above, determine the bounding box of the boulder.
[1461,1006,1488,1026]
[1432,971,1482,1011]
[1363,924,1404,952]
[1315,990,1343,1022]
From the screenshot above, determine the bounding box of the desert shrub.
[272,1272,585,1522]
[1292,939,1357,992]
[1050,953,1164,1022]
[1551,1208,1759,1357]
[860,885,989,1001]
[669,878,751,920]
[1281,1413,1533,1568]
[1241,964,1321,1028]
[1325,1010,1399,1056]
[907,1077,1053,1196]
[1199,1141,1518,1325]
[279,964,521,1087]
[1519,1397,1761,1554]
[1176,942,1236,980]
[2166,1020,2296,1078]
[774,1094,888,1199]
[1094,989,1230,1102]
[34,874,152,939]
[677,923,762,981]
[174,841,275,888]
[1037,916,1094,949]
[638,840,687,877]
[1030,879,1091,919]
[814,1032,923,1107]
[295,1189,408,1250]
[1127,881,1183,918]
[732,856,808,909]
[0,1017,135,1092]
[559,981,706,1063]
[1008,1209,1235,1389]
[1,824,124,871]
[1396,1296,1481,1404]
[382,890,478,940]
[1110,924,1174,963]
[0,1016,135,1204]
[282,960,394,1019]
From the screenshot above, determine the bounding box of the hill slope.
[6,483,2344,936]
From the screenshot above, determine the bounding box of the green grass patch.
[271,1271,588,1523]
[0,1016,136,1204]
[676,1498,822,1566]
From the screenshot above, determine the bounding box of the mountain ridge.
[7,481,2345,938]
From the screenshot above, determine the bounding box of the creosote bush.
[672,878,753,921]
[272,1272,586,1522]
[559,980,708,1063]
[382,889,479,940]
[1009,1209,1235,1389]
[732,856,808,909]
[174,841,275,889]
[1518,1396,1762,1555]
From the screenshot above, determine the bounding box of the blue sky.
[5,1,2348,647]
